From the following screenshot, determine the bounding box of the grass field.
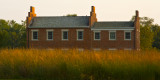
[0,49,160,80]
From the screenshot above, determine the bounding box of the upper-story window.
[77,29,84,40]
[109,31,116,40]
[47,29,53,40]
[32,30,38,41]
[94,31,101,40]
[62,29,68,40]
[124,31,131,40]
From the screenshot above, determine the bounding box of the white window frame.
[124,31,131,40]
[62,29,69,41]
[109,31,116,40]
[46,29,54,41]
[77,29,84,41]
[32,30,39,41]
[94,31,101,40]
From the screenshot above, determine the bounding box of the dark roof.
[92,22,134,28]
[29,16,90,28]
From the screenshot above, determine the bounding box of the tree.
[0,19,26,49]
[131,16,154,50]
[0,19,10,48]
[140,26,154,49]
[66,14,77,17]
[152,24,160,49]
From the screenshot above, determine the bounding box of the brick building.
[26,6,140,50]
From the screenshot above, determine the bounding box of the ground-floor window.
[109,31,116,40]
[62,30,68,40]
[77,30,84,40]
[32,30,38,40]
[94,31,101,40]
[47,30,53,40]
[124,31,131,40]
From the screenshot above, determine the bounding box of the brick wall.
[91,30,135,50]
[28,28,135,50]
[28,28,92,49]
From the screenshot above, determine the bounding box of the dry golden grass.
[0,49,160,80]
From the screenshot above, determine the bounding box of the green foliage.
[131,16,160,50]
[140,26,154,49]
[0,19,26,49]
[152,24,160,49]
[66,14,77,17]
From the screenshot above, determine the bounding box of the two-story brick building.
[26,6,140,50]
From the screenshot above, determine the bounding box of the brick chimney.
[89,6,97,27]
[26,6,36,48]
[134,10,140,50]
[26,6,36,27]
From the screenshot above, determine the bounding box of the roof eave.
[91,27,135,30]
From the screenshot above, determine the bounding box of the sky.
[0,0,160,25]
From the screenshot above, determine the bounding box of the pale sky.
[0,0,160,25]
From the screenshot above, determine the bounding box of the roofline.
[33,16,90,18]
[91,28,134,31]
[91,27,135,31]
[28,26,90,29]
[95,21,134,23]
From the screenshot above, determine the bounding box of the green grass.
[0,49,160,80]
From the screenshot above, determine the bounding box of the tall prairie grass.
[0,49,160,80]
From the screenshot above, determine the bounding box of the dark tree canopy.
[131,16,160,50]
[66,14,77,17]
[0,19,26,49]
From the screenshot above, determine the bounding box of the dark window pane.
[33,31,38,39]
[48,31,53,40]
[78,31,83,39]
[125,32,131,39]
[95,32,100,39]
[63,31,68,39]
[110,32,116,39]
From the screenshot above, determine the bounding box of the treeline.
[0,16,160,49]
[131,16,160,50]
[0,20,26,49]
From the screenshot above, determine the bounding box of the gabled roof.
[29,16,90,28]
[92,21,134,29]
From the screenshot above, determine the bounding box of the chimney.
[134,10,140,50]
[26,6,36,27]
[89,6,97,27]
[136,10,139,17]
[92,6,95,13]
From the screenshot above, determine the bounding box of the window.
[47,30,53,40]
[94,31,101,40]
[62,30,68,40]
[32,30,38,40]
[124,31,131,40]
[109,31,116,40]
[77,30,84,40]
